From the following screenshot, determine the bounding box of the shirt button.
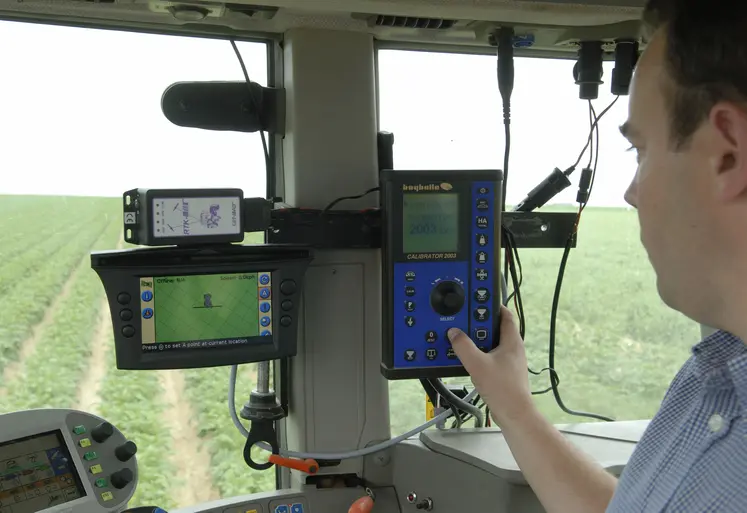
[708,413,724,433]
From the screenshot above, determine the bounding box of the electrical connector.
[514,167,573,212]
[576,167,593,204]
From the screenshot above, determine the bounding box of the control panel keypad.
[391,180,497,370]
[64,412,139,508]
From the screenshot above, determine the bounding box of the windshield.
[377,48,702,433]
[0,21,272,509]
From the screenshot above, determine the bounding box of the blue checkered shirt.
[606,330,747,512]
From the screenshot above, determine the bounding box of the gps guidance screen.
[139,272,271,352]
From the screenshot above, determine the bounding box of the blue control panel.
[381,170,503,379]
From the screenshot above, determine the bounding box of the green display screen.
[402,193,459,253]
[139,272,271,350]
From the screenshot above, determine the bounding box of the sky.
[0,20,637,208]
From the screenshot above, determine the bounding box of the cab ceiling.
[0,0,646,55]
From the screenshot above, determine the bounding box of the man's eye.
[626,145,641,162]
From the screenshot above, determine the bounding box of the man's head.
[623,1,747,332]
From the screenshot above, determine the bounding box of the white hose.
[229,364,476,460]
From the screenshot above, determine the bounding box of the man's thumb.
[447,328,485,368]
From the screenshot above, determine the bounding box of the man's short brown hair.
[643,0,747,148]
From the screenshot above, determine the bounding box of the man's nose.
[624,179,638,208]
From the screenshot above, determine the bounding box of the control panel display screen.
[139,272,272,352]
[152,196,241,238]
[0,430,85,513]
[402,193,459,253]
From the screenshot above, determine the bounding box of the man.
[448,1,747,511]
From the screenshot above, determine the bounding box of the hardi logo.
[402,182,453,192]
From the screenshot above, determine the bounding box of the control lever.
[241,361,286,470]
[268,454,318,474]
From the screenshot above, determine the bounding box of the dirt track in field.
[160,369,221,506]
[74,296,111,415]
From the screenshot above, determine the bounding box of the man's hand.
[447,305,534,426]
[448,305,617,513]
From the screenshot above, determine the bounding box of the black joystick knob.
[430,281,465,316]
[91,422,114,443]
[115,441,138,462]
[110,468,134,489]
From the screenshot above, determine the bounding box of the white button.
[708,413,724,433]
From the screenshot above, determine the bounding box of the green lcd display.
[402,193,459,253]
[139,272,271,351]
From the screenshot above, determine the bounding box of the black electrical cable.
[586,102,602,209]
[502,226,555,396]
[495,27,514,286]
[323,187,380,212]
[546,99,617,423]
[586,101,595,169]
[229,39,271,179]
[570,97,619,171]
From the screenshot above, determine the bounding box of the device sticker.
[152,197,240,237]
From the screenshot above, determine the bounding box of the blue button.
[141,290,153,302]
[261,330,272,336]
[274,506,289,513]
[260,288,271,299]
[142,308,153,319]
[261,316,271,327]
[260,302,271,313]
[291,504,304,513]
[260,274,270,285]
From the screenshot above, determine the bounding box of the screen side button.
[280,316,292,327]
[119,309,133,321]
[117,292,131,305]
[122,326,135,338]
[280,280,297,295]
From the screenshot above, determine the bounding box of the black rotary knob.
[91,422,113,443]
[115,441,138,462]
[430,280,465,316]
[110,468,134,489]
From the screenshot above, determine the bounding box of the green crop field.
[0,195,702,510]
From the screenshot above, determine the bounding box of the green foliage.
[0,219,122,412]
[0,196,120,372]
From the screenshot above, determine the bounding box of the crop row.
[0,219,122,412]
[182,364,276,497]
[0,204,117,372]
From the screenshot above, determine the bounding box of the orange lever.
[348,496,374,513]
[268,455,319,474]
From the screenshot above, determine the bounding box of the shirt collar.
[692,330,747,411]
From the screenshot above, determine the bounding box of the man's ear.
[709,102,747,202]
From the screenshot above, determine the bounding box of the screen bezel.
[0,429,87,511]
[138,271,272,352]
[390,182,471,263]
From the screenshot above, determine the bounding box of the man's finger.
[447,328,486,369]
[498,305,522,347]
